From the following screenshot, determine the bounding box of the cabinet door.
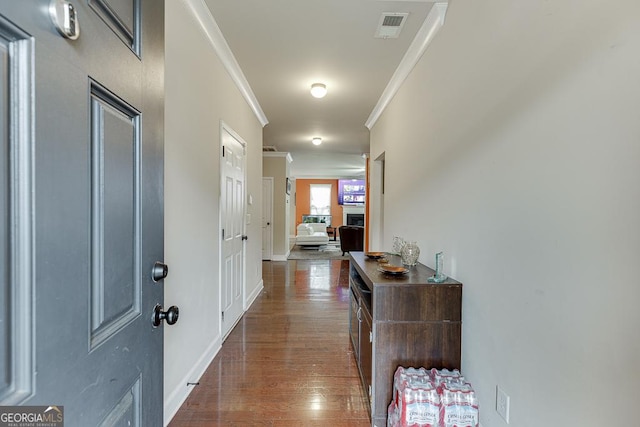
[360,303,373,408]
[349,285,360,358]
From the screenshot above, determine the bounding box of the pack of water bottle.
[387,367,479,427]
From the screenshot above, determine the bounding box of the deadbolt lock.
[49,0,80,40]
[151,261,169,282]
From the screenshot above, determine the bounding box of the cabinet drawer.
[374,285,461,322]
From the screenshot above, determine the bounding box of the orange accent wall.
[295,179,344,228]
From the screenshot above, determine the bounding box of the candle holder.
[428,252,448,283]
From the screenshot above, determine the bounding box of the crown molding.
[262,152,294,163]
[183,0,269,127]
[365,2,448,130]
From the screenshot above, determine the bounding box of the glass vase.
[392,236,405,255]
[401,241,420,266]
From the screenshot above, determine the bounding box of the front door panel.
[88,0,139,53]
[89,81,141,349]
[0,12,36,406]
[0,1,165,425]
[0,22,12,402]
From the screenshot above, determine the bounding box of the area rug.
[287,242,349,260]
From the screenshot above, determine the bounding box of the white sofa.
[295,223,329,246]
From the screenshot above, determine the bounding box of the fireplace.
[346,213,365,227]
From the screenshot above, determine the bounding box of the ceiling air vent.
[375,12,409,39]
[262,146,278,152]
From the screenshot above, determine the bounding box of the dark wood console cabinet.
[348,252,462,427]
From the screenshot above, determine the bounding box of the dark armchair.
[338,226,364,256]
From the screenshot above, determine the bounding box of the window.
[309,184,331,215]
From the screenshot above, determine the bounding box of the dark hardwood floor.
[169,259,370,426]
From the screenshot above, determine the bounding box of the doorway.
[220,123,247,339]
[373,152,386,249]
[262,177,274,260]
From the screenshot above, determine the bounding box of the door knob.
[241,235,248,241]
[152,304,179,327]
[151,261,169,282]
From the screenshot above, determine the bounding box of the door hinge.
[222,145,225,157]
[222,311,224,321]
[369,331,373,343]
[222,229,225,239]
[368,385,372,397]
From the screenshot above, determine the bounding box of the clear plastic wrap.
[440,382,479,427]
[388,366,479,427]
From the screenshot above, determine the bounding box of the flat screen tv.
[338,179,365,205]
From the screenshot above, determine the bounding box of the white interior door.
[220,124,246,339]
[0,1,167,425]
[262,177,273,260]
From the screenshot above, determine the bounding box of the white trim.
[163,335,222,426]
[365,2,448,129]
[271,251,290,262]
[182,0,268,127]
[245,279,263,310]
[262,151,293,163]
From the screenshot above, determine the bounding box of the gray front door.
[0,1,166,425]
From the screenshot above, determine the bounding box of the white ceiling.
[203,0,440,178]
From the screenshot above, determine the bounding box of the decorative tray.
[366,251,386,259]
[377,264,409,275]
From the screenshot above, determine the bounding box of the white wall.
[370,1,640,426]
[164,0,263,423]
[262,153,292,260]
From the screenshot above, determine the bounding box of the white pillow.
[297,223,313,235]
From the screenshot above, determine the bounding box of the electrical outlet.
[496,386,510,423]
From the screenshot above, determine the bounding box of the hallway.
[169,260,370,426]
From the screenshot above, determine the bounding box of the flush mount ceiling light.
[312,137,322,146]
[310,83,327,98]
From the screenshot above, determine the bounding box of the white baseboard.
[246,279,263,309]
[271,249,290,262]
[163,336,222,426]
